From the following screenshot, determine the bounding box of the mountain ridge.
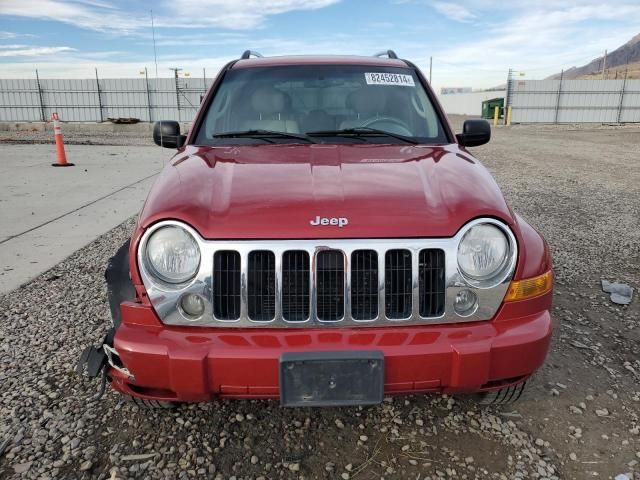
[547,33,640,80]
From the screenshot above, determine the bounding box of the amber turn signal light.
[504,270,553,302]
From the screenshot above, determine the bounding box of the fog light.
[180,294,205,318]
[454,289,478,317]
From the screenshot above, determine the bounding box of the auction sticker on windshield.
[365,72,415,86]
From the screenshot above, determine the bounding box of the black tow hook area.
[76,329,115,400]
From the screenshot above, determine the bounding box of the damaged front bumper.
[77,240,553,406]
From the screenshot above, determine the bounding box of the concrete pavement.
[0,143,169,293]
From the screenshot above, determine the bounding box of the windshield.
[194,65,449,145]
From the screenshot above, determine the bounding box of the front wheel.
[125,395,177,410]
[475,381,527,406]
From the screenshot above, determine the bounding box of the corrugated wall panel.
[149,78,179,121]
[101,78,148,120]
[620,79,640,123]
[510,79,640,123]
[511,80,559,123]
[0,79,42,121]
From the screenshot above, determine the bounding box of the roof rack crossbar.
[373,50,398,59]
[241,50,263,59]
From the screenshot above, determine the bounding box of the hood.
[138,143,514,239]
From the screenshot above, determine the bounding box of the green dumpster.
[481,98,504,119]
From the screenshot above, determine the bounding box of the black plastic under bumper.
[76,239,135,397]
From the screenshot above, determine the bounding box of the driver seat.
[339,87,387,130]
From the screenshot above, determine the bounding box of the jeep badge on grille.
[310,216,349,227]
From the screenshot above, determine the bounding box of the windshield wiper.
[213,129,317,144]
[306,127,419,145]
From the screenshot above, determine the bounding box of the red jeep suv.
[78,50,553,408]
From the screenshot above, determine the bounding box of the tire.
[126,395,177,410]
[476,381,527,406]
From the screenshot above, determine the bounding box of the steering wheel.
[358,116,413,136]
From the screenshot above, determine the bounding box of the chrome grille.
[213,251,241,320]
[210,246,446,325]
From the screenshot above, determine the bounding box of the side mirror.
[456,119,491,147]
[153,121,186,149]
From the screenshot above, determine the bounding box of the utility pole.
[144,67,153,122]
[554,69,564,124]
[35,69,46,122]
[169,67,182,121]
[95,67,104,122]
[429,56,433,84]
[505,68,513,125]
[602,49,607,79]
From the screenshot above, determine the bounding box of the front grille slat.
[282,251,310,321]
[316,250,345,321]
[213,251,241,320]
[351,250,378,320]
[247,251,276,321]
[385,249,413,319]
[419,249,446,317]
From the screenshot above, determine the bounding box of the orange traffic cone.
[51,112,74,167]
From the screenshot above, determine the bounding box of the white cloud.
[0,45,76,57]
[171,0,341,29]
[0,0,342,32]
[0,0,146,33]
[432,2,475,23]
[0,31,36,39]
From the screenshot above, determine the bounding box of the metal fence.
[0,73,214,122]
[3,73,640,124]
[507,78,640,123]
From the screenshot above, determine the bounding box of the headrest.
[347,87,386,115]
[251,87,288,114]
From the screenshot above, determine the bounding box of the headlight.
[144,225,201,284]
[457,223,510,283]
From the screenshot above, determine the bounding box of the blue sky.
[1,0,639,89]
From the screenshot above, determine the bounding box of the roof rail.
[373,50,398,59]
[241,50,263,59]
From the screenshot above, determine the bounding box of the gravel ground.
[0,128,155,146]
[1,119,639,479]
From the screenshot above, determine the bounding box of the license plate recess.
[279,350,384,407]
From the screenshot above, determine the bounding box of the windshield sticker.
[365,72,415,87]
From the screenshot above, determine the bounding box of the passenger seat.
[240,87,300,133]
